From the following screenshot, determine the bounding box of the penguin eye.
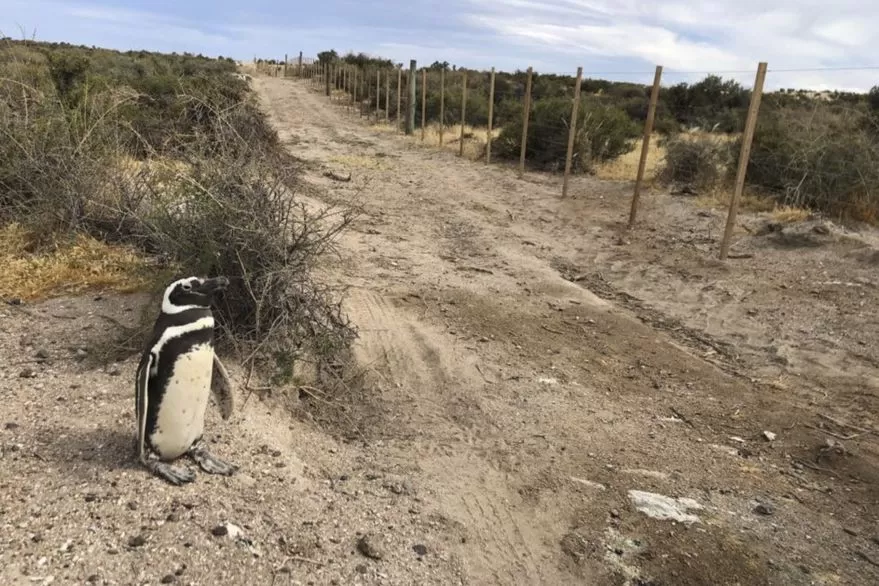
[181,282,192,292]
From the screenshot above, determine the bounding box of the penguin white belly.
[150,343,215,460]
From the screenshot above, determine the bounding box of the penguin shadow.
[50,426,142,478]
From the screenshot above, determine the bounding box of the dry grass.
[694,188,778,215]
[380,122,500,161]
[593,134,665,182]
[0,224,157,302]
[771,205,813,223]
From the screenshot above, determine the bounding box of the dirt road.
[2,74,878,585]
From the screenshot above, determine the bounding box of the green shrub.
[494,96,639,172]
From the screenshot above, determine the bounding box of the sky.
[3,0,877,91]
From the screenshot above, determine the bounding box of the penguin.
[134,275,237,485]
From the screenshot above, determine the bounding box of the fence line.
[264,54,878,260]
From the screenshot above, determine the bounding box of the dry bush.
[1,43,359,384]
[740,102,879,223]
[656,131,736,190]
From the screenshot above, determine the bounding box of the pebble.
[19,368,36,379]
[211,525,229,537]
[754,503,775,516]
[128,535,146,548]
[160,575,176,584]
[356,534,384,560]
[412,544,428,556]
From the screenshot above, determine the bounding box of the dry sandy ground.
[2,74,879,586]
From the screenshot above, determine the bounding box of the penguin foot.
[148,460,196,486]
[188,445,237,476]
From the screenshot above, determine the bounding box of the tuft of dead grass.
[593,134,666,182]
[0,223,157,301]
[693,188,777,214]
[771,205,813,223]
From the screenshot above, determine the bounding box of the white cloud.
[462,0,879,90]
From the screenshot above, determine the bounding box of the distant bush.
[495,97,639,172]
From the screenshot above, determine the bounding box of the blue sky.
[3,0,877,91]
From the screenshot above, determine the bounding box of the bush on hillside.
[494,97,639,172]
[735,102,879,222]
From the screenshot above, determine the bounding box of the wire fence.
[258,55,879,259]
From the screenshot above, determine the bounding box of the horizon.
[3,0,877,92]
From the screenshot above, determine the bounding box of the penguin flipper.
[134,349,154,463]
[211,354,235,420]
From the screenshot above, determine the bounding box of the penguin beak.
[197,276,229,295]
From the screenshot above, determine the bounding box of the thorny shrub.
[1,40,359,384]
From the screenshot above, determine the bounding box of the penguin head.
[161,276,229,314]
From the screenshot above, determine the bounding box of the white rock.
[628,490,703,524]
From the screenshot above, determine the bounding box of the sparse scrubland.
[299,50,879,223]
[0,40,357,381]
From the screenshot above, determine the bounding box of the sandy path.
[249,76,879,584]
[1,73,877,586]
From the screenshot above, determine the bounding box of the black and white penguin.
[134,275,237,485]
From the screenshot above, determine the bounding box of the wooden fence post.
[486,67,496,164]
[720,62,768,260]
[406,59,417,135]
[298,51,303,77]
[562,66,584,198]
[627,66,663,226]
[325,64,331,96]
[375,70,381,118]
[351,67,357,108]
[385,70,391,121]
[519,66,533,177]
[284,54,288,77]
[439,67,446,146]
[421,68,427,141]
[396,66,402,124]
[459,71,468,157]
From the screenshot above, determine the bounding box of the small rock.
[843,527,858,536]
[754,502,775,516]
[19,368,36,379]
[128,535,146,548]
[84,493,98,503]
[35,349,50,361]
[763,431,777,442]
[59,539,73,553]
[74,349,88,362]
[812,224,830,235]
[160,575,176,584]
[127,501,138,511]
[355,564,368,574]
[356,534,384,560]
[166,512,181,523]
[86,575,100,583]
[412,544,428,556]
[4,422,19,430]
[107,364,121,376]
[211,525,229,537]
